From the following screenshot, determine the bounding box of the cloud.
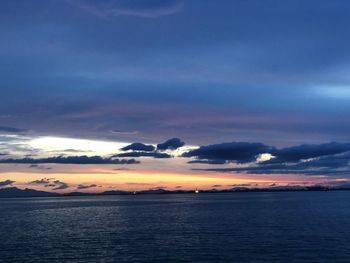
[29,178,53,185]
[187,141,350,176]
[29,164,52,170]
[267,142,350,163]
[195,150,350,176]
[52,181,69,190]
[183,142,274,164]
[231,184,257,187]
[157,138,185,151]
[114,151,171,159]
[187,159,227,165]
[68,0,183,18]
[0,126,28,134]
[0,156,139,165]
[117,138,184,159]
[110,129,138,135]
[77,184,97,189]
[121,143,155,152]
[0,180,15,187]
[29,178,70,190]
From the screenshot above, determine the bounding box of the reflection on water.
[1,192,350,262]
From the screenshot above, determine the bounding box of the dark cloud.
[268,142,350,163]
[188,141,350,176]
[157,138,185,151]
[0,126,27,134]
[77,184,97,189]
[196,151,350,176]
[183,142,274,164]
[0,156,139,165]
[121,143,155,152]
[117,139,182,159]
[68,0,183,18]
[114,152,171,159]
[0,180,15,187]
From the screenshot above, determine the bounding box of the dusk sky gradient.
[1,0,350,192]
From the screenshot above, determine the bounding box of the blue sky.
[0,0,350,144]
[1,1,350,192]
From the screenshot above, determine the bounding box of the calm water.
[1,192,350,262]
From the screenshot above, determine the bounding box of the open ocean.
[1,191,350,262]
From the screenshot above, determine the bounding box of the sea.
[1,191,350,262]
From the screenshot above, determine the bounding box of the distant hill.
[0,187,59,198]
[1,185,350,199]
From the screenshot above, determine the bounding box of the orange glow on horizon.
[0,170,325,193]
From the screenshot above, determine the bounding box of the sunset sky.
[1,0,350,192]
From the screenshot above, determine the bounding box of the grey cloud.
[30,178,69,190]
[29,178,52,185]
[53,181,69,190]
[110,129,138,135]
[0,156,140,165]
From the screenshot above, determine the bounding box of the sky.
[1,0,350,193]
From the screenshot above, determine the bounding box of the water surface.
[1,192,350,262]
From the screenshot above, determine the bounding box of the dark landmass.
[0,187,60,198]
[1,185,350,199]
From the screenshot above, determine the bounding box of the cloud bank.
[188,141,350,176]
